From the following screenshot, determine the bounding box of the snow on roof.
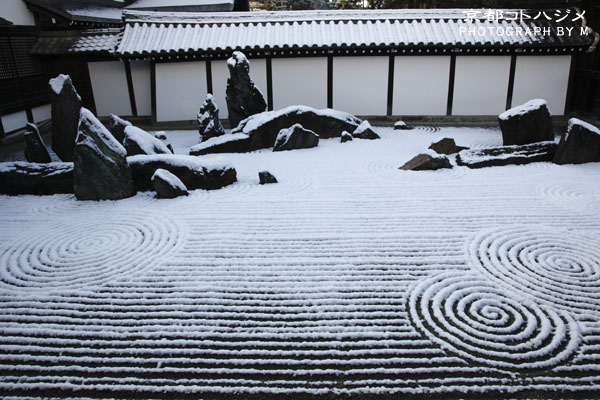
[30,29,121,55]
[116,8,595,57]
[127,0,233,9]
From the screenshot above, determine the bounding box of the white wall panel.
[272,57,327,110]
[511,55,571,115]
[0,0,35,25]
[130,60,152,116]
[1,111,28,133]
[393,56,450,116]
[32,104,51,122]
[453,56,511,115]
[88,61,132,117]
[156,61,206,122]
[333,56,388,116]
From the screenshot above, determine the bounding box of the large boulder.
[49,74,82,161]
[399,151,452,171]
[352,120,380,140]
[198,94,225,142]
[226,51,267,128]
[428,138,468,155]
[108,114,132,143]
[0,162,73,195]
[123,125,172,156]
[273,124,319,152]
[151,168,189,198]
[189,133,251,156]
[128,154,237,191]
[457,141,557,169]
[73,108,135,200]
[498,99,554,146]
[553,118,600,165]
[24,123,51,163]
[231,106,362,151]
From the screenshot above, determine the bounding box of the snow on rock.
[457,141,557,169]
[128,154,237,191]
[226,51,267,128]
[198,94,225,142]
[108,114,132,144]
[0,161,73,195]
[341,131,353,143]
[352,120,380,140]
[554,118,600,165]
[49,74,82,162]
[498,99,554,146]
[273,123,319,152]
[394,120,412,130]
[151,168,189,198]
[123,125,172,156]
[189,132,251,156]
[499,99,549,121]
[48,74,70,95]
[399,149,452,171]
[74,108,135,200]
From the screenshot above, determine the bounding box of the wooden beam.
[565,55,577,114]
[151,61,157,123]
[266,57,273,111]
[327,55,333,109]
[206,59,213,95]
[505,55,517,111]
[446,55,456,116]
[124,59,138,117]
[387,55,395,116]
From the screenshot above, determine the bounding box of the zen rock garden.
[1,51,600,200]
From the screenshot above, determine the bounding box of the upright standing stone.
[198,94,225,142]
[49,74,82,162]
[498,99,554,146]
[108,114,132,143]
[24,123,51,163]
[74,108,135,200]
[553,118,600,165]
[226,51,267,128]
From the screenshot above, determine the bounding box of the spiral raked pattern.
[408,273,581,370]
[0,213,183,290]
[470,226,600,313]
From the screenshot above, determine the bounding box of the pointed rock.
[554,118,600,165]
[24,123,51,163]
[123,125,171,156]
[428,138,468,155]
[400,151,452,171]
[226,51,267,128]
[74,108,135,200]
[352,120,380,139]
[49,74,82,161]
[273,124,319,152]
[151,168,189,198]
[259,170,277,184]
[108,114,132,143]
[198,94,225,142]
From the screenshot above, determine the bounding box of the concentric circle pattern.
[469,226,600,313]
[408,272,581,370]
[0,212,183,290]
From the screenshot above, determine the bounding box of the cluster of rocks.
[399,137,464,171]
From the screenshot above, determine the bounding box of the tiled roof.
[24,0,133,24]
[116,9,597,58]
[29,29,120,55]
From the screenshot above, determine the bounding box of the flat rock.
[123,125,172,156]
[553,118,600,165]
[457,141,557,169]
[24,123,51,163]
[189,133,251,156]
[198,94,225,142]
[428,138,468,155]
[226,51,267,128]
[273,123,319,152]
[0,161,73,195]
[341,131,353,143]
[400,151,452,171]
[499,99,554,145]
[352,120,380,140]
[73,108,135,200]
[128,154,237,191]
[108,114,132,143]
[151,168,189,198]
[259,170,277,184]
[49,74,82,161]
[231,106,361,151]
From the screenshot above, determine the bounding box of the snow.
[127,153,233,171]
[49,74,70,95]
[499,99,550,120]
[1,125,600,397]
[567,118,600,140]
[152,168,187,191]
[123,126,171,155]
[127,0,233,8]
[78,108,127,157]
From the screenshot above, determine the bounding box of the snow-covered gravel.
[1,126,599,398]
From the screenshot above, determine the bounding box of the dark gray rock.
[198,94,225,142]
[128,154,237,191]
[259,170,277,184]
[499,99,554,146]
[108,114,132,144]
[73,108,135,201]
[0,161,73,195]
[341,131,353,143]
[352,120,380,140]
[49,74,82,161]
[24,123,51,163]
[273,124,319,152]
[400,151,452,171]
[457,141,557,169]
[226,51,267,128]
[123,126,172,156]
[394,121,412,130]
[231,106,361,152]
[151,168,189,198]
[428,138,468,155]
[153,131,174,154]
[189,133,251,156]
[553,118,600,165]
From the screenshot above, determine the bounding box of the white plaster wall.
[272,57,327,109]
[32,104,51,122]
[0,0,35,25]
[156,61,207,122]
[393,56,450,116]
[453,56,511,115]
[212,58,267,121]
[1,111,28,133]
[88,61,132,117]
[333,56,388,116]
[130,60,152,116]
[511,55,571,115]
